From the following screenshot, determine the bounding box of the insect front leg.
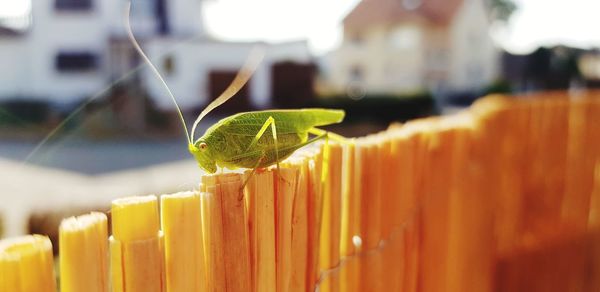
[239,151,268,201]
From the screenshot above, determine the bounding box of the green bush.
[483,79,513,95]
[312,92,436,124]
[0,99,51,126]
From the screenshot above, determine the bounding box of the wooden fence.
[1,90,600,291]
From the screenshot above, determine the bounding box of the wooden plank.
[306,148,324,291]
[0,235,56,292]
[290,159,309,292]
[318,143,343,292]
[161,191,206,292]
[110,195,163,292]
[472,96,526,254]
[220,175,252,292]
[446,115,493,292]
[562,96,600,228]
[359,139,383,292]
[418,118,452,292]
[201,177,226,291]
[275,167,299,292]
[339,141,361,292]
[59,212,108,292]
[245,170,276,292]
[201,173,252,292]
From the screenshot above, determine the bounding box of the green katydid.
[126,3,345,177]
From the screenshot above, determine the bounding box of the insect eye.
[199,142,208,151]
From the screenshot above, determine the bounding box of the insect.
[125,3,345,177]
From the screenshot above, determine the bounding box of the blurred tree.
[488,0,517,23]
[483,79,513,95]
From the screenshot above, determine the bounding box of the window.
[55,52,98,72]
[162,55,175,75]
[390,27,420,50]
[466,63,484,87]
[426,49,449,70]
[55,0,92,11]
[350,65,364,82]
[346,65,366,99]
[402,0,422,10]
[348,33,364,46]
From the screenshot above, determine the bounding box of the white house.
[142,39,312,110]
[0,0,313,111]
[326,0,499,96]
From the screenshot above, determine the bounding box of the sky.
[203,0,361,54]
[205,0,600,54]
[492,0,600,53]
[0,0,29,16]
[1,0,600,55]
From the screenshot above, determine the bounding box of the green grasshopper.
[126,4,345,178]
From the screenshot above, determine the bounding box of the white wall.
[169,0,205,37]
[25,0,114,103]
[0,37,29,98]
[448,0,499,91]
[0,0,312,108]
[142,39,312,110]
[330,21,428,95]
[109,0,158,37]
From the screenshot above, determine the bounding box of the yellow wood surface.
[0,235,55,292]
[161,191,206,292]
[59,212,108,292]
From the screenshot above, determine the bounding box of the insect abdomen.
[220,131,306,169]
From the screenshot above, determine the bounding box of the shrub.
[312,92,435,124]
[0,99,51,126]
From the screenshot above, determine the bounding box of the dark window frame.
[162,55,175,75]
[55,0,93,12]
[55,51,99,72]
[350,65,364,82]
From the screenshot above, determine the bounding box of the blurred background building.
[0,0,315,132]
[326,0,498,97]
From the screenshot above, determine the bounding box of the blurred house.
[0,0,314,117]
[326,0,499,96]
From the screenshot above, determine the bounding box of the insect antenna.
[190,47,265,143]
[125,2,191,144]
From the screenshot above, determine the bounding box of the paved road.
[0,138,192,175]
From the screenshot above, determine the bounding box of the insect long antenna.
[125,2,191,144]
[190,47,265,142]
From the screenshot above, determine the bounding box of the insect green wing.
[201,109,345,137]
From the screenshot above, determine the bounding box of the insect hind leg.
[307,128,347,144]
[246,116,275,151]
[239,116,281,199]
[306,128,347,189]
[244,115,281,174]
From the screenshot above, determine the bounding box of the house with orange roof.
[327,0,499,97]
